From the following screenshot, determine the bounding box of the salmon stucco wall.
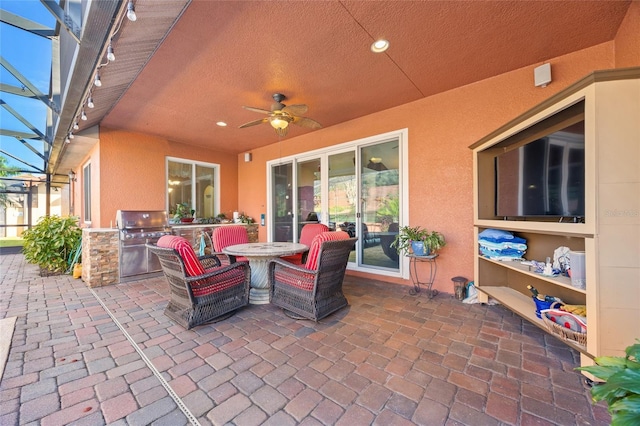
[236,42,623,293]
[95,128,239,229]
[615,0,640,68]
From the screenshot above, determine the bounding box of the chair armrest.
[198,254,222,269]
[186,260,250,283]
[269,258,317,275]
[185,261,250,298]
[207,251,235,266]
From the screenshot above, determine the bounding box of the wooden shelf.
[479,257,586,295]
[475,220,593,237]
[478,286,592,358]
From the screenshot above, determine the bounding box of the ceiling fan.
[239,93,322,137]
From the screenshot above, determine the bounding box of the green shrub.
[577,340,640,426]
[22,215,82,275]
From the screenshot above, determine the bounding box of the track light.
[127,1,137,21]
[81,110,87,121]
[73,121,79,130]
[107,42,115,62]
[94,73,102,87]
[87,97,94,108]
[68,132,75,140]
[65,137,70,144]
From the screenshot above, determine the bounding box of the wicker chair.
[147,236,250,329]
[211,225,250,265]
[280,223,329,265]
[269,231,357,321]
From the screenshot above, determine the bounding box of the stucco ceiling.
[94,0,630,155]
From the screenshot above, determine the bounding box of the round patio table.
[223,242,307,304]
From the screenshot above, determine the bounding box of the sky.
[0,0,55,172]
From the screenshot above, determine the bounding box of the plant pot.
[180,218,194,223]
[73,263,82,279]
[411,241,430,256]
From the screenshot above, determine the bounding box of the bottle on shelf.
[527,285,560,303]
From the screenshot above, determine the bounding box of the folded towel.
[479,235,527,245]
[479,247,525,260]
[479,240,528,251]
[479,229,516,240]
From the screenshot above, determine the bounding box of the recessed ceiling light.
[216,121,227,127]
[371,39,389,53]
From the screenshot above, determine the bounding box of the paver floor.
[0,253,609,425]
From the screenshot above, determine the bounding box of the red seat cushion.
[300,223,330,246]
[305,231,350,271]
[191,266,246,297]
[273,268,316,291]
[281,223,330,265]
[211,226,249,251]
[157,235,205,277]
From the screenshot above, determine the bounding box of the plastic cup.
[569,251,586,290]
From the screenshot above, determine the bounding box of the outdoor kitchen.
[80,210,259,288]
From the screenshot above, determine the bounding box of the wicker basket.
[542,315,587,347]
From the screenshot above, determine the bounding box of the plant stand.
[408,254,438,298]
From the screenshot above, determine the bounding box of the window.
[167,158,219,220]
[83,162,91,222]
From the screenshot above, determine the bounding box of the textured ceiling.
[96,0,630,154]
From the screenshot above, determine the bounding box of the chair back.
[300,223,330,247]
[305,231,350,270]
[156,235,205,276]
[212,225,249,252]
[314,237,358,281]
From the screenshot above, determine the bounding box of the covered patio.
[0,252,608,425]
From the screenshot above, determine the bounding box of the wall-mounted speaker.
[534,63,552,88]
[244,153,252,162]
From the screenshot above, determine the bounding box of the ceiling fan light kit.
[270,115,291,130]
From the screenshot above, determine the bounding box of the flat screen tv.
[495,120,585,218]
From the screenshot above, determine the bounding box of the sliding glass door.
[359,139,400,269]
[297,158,322,239]
[328,150,357,239]
[268,131,405,276]
[272,163,293,242]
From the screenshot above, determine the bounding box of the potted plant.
[424,230,446,254]
[174,202,195,223]
[238,212,254,224]
[391,225,445,256]
[22,215,82,276]
[577,340,640,425]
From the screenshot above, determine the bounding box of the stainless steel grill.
[116,210,171,281]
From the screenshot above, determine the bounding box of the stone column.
[81,228,119,287]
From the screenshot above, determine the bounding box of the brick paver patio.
[0,252,609,425]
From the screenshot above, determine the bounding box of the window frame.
[166,157,220,220]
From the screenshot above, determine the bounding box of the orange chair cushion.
[157,235,205,277]
[304,231,350,271]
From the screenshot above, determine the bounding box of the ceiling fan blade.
[242,106,271,114]
[292,116,322,129]
[239,117,269,128]
[283,104,308,116]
